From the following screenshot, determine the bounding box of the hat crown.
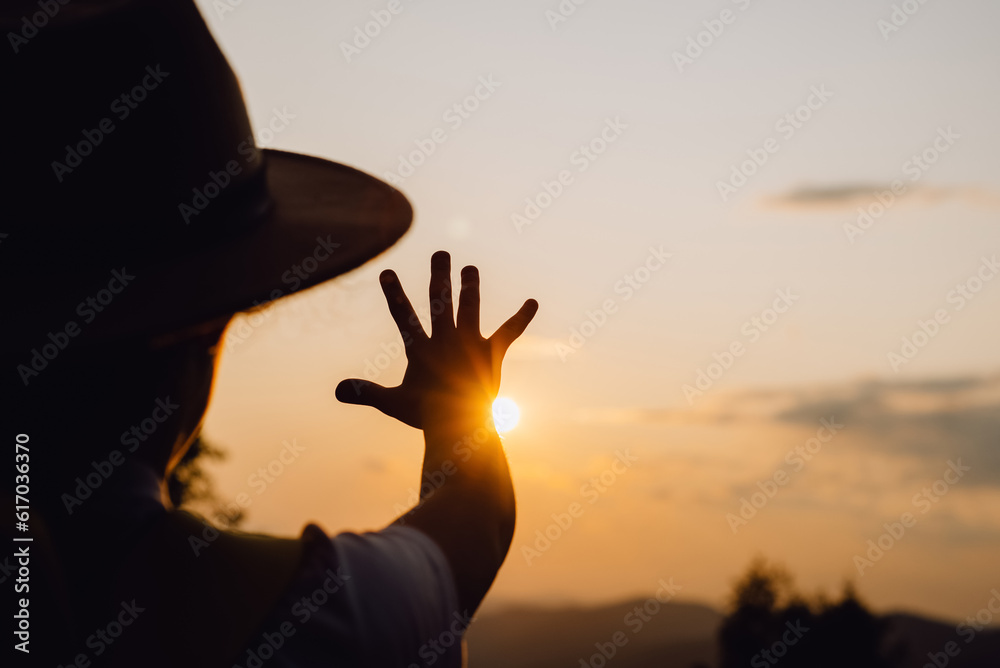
[2,0,411,357]
[5,0,268,265]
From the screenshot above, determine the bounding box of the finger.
[428,250,454,335]
[380,270,427,341]
[335,378,392,412]
[489,298,538,355]
[456,265,481,334]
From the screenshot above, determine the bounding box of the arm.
[335,251,537,616]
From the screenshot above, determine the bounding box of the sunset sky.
[194,0,1000,622]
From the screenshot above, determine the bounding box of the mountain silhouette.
[465,600,999,667]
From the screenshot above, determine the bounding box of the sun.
[492,397,521,434]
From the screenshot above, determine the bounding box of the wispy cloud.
[758,184,1000,211]
[579,373,1000,486]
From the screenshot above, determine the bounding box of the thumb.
[335,378,392,411]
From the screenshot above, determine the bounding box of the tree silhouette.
[718,558,896,668]
[167,436,244,527]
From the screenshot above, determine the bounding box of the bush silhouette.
[718,558,894,668]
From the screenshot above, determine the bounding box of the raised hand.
[336,251,538,429]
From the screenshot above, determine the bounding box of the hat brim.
[88,149,411,342]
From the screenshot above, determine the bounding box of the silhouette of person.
[2,1,537,666]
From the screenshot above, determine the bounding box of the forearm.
[395,401,516,615]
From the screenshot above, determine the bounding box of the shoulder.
[250,523,467,668]
[109,510,305,668]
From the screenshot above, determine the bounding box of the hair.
[4,329,221,515]
[4,327,224,652]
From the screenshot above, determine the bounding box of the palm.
[336,251,537,429]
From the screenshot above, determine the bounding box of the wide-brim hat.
[1,0,411,362]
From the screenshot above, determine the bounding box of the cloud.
[574,387,805,426]
[581,373,1000,487]
[767,375,1000,487]
[758,184,1000,211]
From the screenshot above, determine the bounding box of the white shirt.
[259,522,467,668]
[104,460,466,667]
